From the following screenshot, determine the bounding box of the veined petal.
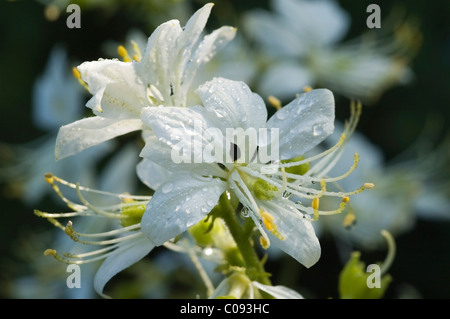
[264,88,335,159]
[141,173,227,246]
[196,77,268,132]
[77,59,146,116]
[251,281,304,299]
[55,117,142,160]
[138,19,183,103]
[93,235,154,298]
[182,26,237,99]
[260,199,321,268]
[178,3,214,62]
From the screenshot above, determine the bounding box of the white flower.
[55,3,236,160]
[317,122,450,249]
[243,0,420,102]
[32,45,84,131]
[138,77,370,268]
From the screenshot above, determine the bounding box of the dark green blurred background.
[0,0,449,299]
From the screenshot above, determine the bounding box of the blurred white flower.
[243,0,421,102]
[317,122,450,249]
[0,45,114,204]
[32,45,84,130]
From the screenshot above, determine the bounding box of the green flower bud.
[281,155,310,176]
[120,203,146,227]
[252,178,279,200]
[338,251,392,299]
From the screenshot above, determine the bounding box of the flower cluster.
[34,2,379,299]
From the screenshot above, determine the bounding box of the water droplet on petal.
[161,183,174,193]
[206,199,215,207]
[312,124,324,137]
[213,106,227,119]
[201,206,209,213]
[276,110,288,120]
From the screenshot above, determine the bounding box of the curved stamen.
[230,171,270,246]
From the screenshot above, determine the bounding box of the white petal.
[93,235,154,298]
[251,281,304,299]
[258,61,313,101]
[178,3,214,63]
[243,9,306,57]
[138,19,183,103]
[272,0,350,46]
[139,132,225,178]
[196,77,268,131]
[136,158,173,191]
[264,88,335,159]
[260,199,321,268]
[141,105,225,164]
[141,173,226,246]
[55,117,142,160]
[182,26,237,99]
[77,59,146,116]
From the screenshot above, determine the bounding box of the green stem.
[218,194,272,286]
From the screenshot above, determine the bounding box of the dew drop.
[161,183,174,193]
[201,206,209,213]
[312,124,324,137]
[206,199,215,207]
[240,207,250,218]
[276,110,288,120]
[213,107,227,119]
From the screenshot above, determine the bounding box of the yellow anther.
[122,194,134,203]
[303,85,313,92]
[312,197,320,221]
[343,212,356,227]
[72,66,90,92]
[312,197,320,210]
[44,249,57,257]
[261,210,275,232]
[260,209,285,241]
[364,183,375,189]
[117,45,132,62]
[72,67,81,80]
[130,40,142,62]
[268,95,282,110]
[64,221,79,241]
[44,172,54,184]
[342,196,350,203]
[260,236,270,249]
